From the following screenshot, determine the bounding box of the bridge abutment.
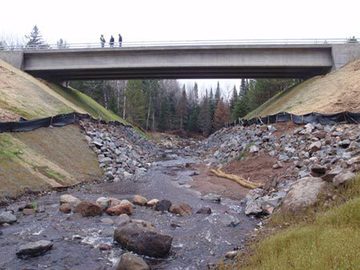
[331,44,360,70]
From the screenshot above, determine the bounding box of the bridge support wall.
[0,51,24,69]
[332,44,360,69]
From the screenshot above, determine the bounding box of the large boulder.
[116,252,150,270]
[281,177,327,212]
[74,201,102,217]
[333,172,356,187]
[16,240,53,259]
[114,223,172,258]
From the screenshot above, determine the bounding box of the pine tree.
[230,85,238,120]
[215,81,221,105]
[176,86,188,130]
[25,25,48,48]
[213,98,230,130]
[125,80,146,127]
[187,82,200,132]
[198,91,212,136]
[239,79,248,98]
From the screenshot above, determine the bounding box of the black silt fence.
[242,111,360,127]
[0,112,125,133]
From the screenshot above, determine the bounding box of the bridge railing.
[0,38,355,51]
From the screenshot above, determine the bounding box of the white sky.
[1,0,359,94]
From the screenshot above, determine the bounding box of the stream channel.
[0,151,257,269]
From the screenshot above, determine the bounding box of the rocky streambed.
[0,131,257,269]
[3,120,360,269]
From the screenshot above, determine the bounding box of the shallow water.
[0,155,257,270]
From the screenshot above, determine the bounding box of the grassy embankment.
[0,59,142,200]
[245,59,360,119]
[219,176,360,270]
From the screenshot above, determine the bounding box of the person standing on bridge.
[109,35,115,47]
[118,33,122,47]
[100,35,106,48]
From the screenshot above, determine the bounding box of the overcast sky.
[1,0,359,94]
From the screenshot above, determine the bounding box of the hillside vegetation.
[0,59,134,200]
[246,59,360,119]
[219,176,360,270]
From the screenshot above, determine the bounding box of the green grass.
[33,165,66,183]
[47,83,149,139]
[48,83,126,123]
[220,175,360,270]
[244,78,317,120]
[0,134,24,160]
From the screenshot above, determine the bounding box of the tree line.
[70,78,300,136]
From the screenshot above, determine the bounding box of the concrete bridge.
[1,40,360,80]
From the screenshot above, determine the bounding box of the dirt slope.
[0,125,102,200]
[0,60,86,121]
[0,60,133,200]
[246,59,360,119]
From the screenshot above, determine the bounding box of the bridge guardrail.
[0,38,356,52]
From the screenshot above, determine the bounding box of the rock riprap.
[81,120,157,181]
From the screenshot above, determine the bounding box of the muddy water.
[0,154,257,270]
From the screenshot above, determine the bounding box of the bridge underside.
[27,66,331,80]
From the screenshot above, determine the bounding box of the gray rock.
[281,177,327,212]
[114,223,173,258]
[202,193,221,203]
[333,172,356,187]
[225,250,238,259]
[245,199,263,216]
[309,141,322,153]
[99,157,112,164]
[0,211,17,224]
[116,252,150,270]
[93,140,103,148]
[310,165,327,176]
[155,200,172,212]
[16,240,53,258]
[196,207,212,215]
[322,167,343,182]
[221,214,240,227]
[59,194,81,207]
[100,217,114,225]
[114,214,131,227]
[338,139,351,149]
[249,145,259,153]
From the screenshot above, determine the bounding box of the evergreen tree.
[239,79,248,98]
[233,94,250,119]
[176,86,188,130]
[187,83,200,132]
[230,85,238,120]
[25,25,48,48]
[125,80,146,127]
[198,91,212,136]
[213,98,230,130]
[215,81,221,105]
